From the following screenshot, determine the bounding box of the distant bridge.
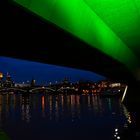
[0,87,27,93]
[57,87,77,92]
[0,86,55,93]
[29,87,56,93]
[0,86,77,94]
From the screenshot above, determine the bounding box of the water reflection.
[21,96,31,123]
[113,104,131,140]
[41,96,45,118]
[0,93,136,140]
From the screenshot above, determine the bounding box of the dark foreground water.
[0,94,135,140]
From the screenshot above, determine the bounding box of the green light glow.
[14,0,139,71]
[84,0,140,58]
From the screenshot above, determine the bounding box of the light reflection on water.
[0,93,131,140]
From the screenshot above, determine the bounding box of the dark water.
[0,94,132,140]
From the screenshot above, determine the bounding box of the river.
[0,93,135,140]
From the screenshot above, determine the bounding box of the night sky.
[0,57,106,85]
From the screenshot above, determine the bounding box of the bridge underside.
[0,1,139,84]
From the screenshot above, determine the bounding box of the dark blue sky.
[0,56,106,85]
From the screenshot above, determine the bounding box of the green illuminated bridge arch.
[1,0,140,84]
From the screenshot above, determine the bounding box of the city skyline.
[0,56,106,85]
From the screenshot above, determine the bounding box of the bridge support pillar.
[123,81,140,110]
[122,81,140,138]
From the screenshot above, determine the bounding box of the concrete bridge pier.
[122,81,140,139]
[123,81,140,110]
